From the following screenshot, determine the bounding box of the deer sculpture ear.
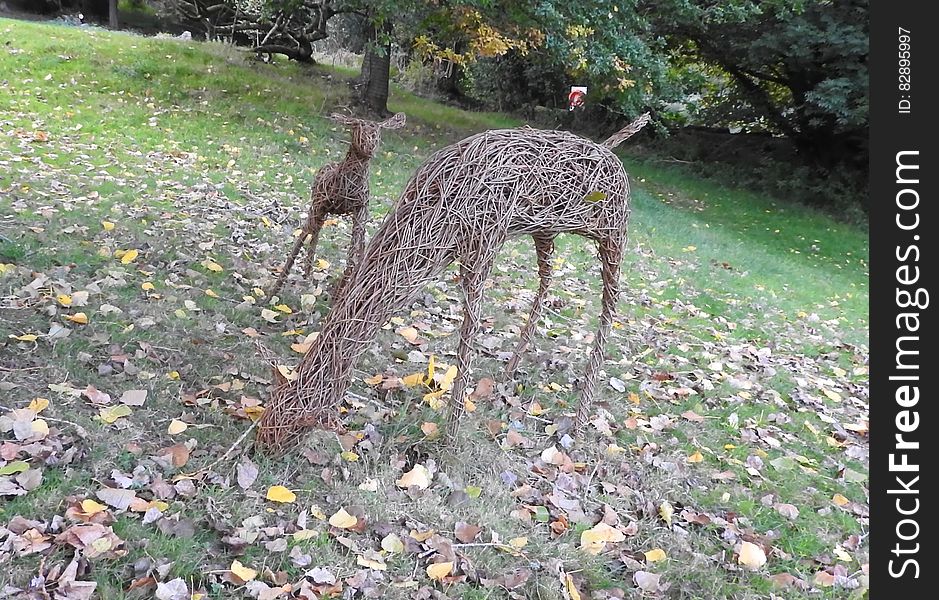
[329,113,360,127]
[380,112,406,130]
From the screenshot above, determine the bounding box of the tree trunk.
[357,22,391,116]
[108,0,118,28]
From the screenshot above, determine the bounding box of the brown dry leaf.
[159,444,190,467]
[421,422,440,439]
[96,488,137,511]
[633,571,662,593]
[237,459,259,490]
[119,389,148,406]
[396,326,420,344]
[454,522,481,543]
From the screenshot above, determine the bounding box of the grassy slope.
[0,19,869,600]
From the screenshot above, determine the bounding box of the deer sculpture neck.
[258,114,651,452]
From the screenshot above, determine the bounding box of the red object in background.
[568,86,587,111]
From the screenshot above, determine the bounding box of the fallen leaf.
[396,464,431,490]
[266,486,296,503]
[96,488,137,511]
[328,508,357,529]
[426,562,453,581]
[580,522,625,555]
[738,541,768,570]
[167,419,188,435]
[229,559,257,583]
[120,249,139,264]
[120,389,148,406]
[64,312,88,324]
[644,548,667,562]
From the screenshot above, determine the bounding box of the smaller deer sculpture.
[270,112,406,298]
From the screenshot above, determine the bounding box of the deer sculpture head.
[331,112,406,159]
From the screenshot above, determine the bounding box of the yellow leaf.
[102,221,115,231]
[364,374,383,385]
[205,288,219,298]
[309,505,326,520]
[293,529,318,541]
[401,372,424,387]
[274,304,292,314]
[687,450,704,463]
[396,464,431,490]
[120,249,139,264]
[409,529,435,542]
[315,258,330,270]
[341,451,359,462]
[464,398,477,413]
[328,508,357,529]
[229,560,258,583]
[64,312,88,324]
[508,537,527,548]
[659,500,674,526]
[266,485,297,503]
[426,562,453,581]
[98,404,132,424]
[628,391,640,405]
[644,548,667,562]
[426,354,436,385]
[439,365,458,391]
[57,294,73,306]
[167,419,188,435]
[167,371,180,380]
[31,419,49,437]
[738,541,767,570]
[28,398,49,413]
[580,522,625,555]
[381,533,405,553]
[261,308,280,323]
[202,258,224,272]
[12,334,38,342]
[80,499,108,516]
[141,282,155,291]
[832,493,850,507]
[823,389,842,402]
[565,573,583,600]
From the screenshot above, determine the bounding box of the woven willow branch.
[269,112,406,299]
[258,114,651,452]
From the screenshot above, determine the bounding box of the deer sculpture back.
[269,112,405,298]
[258,114,651,452]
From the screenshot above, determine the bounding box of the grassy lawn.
[0,19,868,599]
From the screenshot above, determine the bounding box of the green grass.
[0,18,868,600]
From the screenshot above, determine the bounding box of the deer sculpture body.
[258,114,651,452]
[269,112,406,298]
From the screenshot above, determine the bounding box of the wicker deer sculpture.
[257,114,651,452]
[269,112,406,298]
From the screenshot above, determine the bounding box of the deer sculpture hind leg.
[301,209,328,279]
[270,206,327,298]
[504,234,556,380]
[573,235,623,433]
[332,205,370,303]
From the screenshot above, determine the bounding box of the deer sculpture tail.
[601,112,652,150]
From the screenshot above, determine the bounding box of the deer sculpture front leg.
[573,236,623,432]
[270,205,327,298]
[505,234,556,380]
[446,244,499,435]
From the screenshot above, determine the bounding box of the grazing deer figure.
[257,114,651,452]
[269,112,406,298]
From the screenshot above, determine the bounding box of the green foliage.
[647,0,868,163]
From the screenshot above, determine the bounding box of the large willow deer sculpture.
[258,114,651,452]
[269,112,406,298]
